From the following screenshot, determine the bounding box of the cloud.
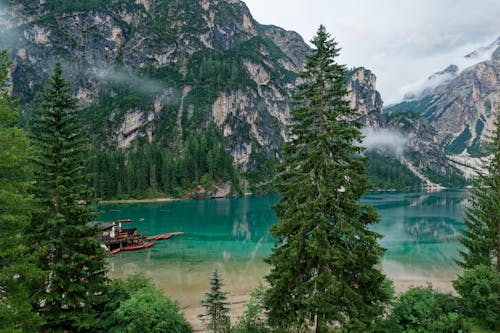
[88,67,171,96]
[0,4,22,50]
[398,37,499,100]
[360,127,409,155]
[245,0,500,104]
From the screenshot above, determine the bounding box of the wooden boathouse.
[87,219,183,254]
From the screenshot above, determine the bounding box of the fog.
[0,5,21,50]
[360,127,409,155]
[88,67,172,96]
[399,37,499,100]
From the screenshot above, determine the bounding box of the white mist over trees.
[361,127,409,155]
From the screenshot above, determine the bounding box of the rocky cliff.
[347,67,383,116]
[1,0,384,173]
[0,0,463,190]
[387,37,500,176]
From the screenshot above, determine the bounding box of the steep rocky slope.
[2,0,381,172]
[0,0,462,191]
[386,37,500,176]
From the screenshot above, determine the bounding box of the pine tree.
[458,108,500,272]
[264,26,391,332]
[30,62,107,331]
[0,50,41,331]
[200,268,231,333]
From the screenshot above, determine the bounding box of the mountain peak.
[464,35,500,60]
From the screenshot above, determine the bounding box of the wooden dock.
[91,219,183,255]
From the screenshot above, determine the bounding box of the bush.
[233,284,270,333]
[109,287,192,333]
[382,286,471,333]
[99,274,193,333]
[453,265,500,329]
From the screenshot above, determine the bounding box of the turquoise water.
[98,190,466,306]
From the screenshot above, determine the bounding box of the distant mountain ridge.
[0,0,471,192]
[386,36,500,176]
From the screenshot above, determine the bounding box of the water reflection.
[100,191,466,306]
[406,217,460,242]
[232,196,251,241]
[365,190,465,277]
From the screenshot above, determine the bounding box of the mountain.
[0,0,391,192]
[0,0,464,195]
[386,37,500,177]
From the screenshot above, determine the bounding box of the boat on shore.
[122,241,155,251]
[146,232,185,241]
[110,248,121,255]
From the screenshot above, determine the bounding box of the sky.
[244,0,500,105]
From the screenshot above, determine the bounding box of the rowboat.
[110,248,121,255]
[146,232,185,241]
[122,241,155,251]
[149,233,172,240]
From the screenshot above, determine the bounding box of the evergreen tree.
[0,50,40,332]
[30,62,107,331]
[457,108,500,272]
[200,268,231,333]
[264,26,391,332]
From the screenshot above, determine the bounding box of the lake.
[98,190,466,307]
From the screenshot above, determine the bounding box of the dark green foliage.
[112,288,192,333]
[200,268,231,333]
[80,80,157,140]
[0,50,41,332]
[453,265,500,329]
[29,62,107,331]
[484,99,492,113]
[100,274,193,333]
[264,26,391,333]
[383,96,435,116]
[245,147,278,193]
[364,151,422,190]
[445,125,472,154]
[233,284,269,333]
[457,110,500,272]
[467,119,487,157]
[421,167,467,188]
[378,286,471,333]
[186,51,254,91]
[89,126,239,200]
[40,0,109,13]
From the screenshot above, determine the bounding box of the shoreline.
[99,197,178,204]
[99,188,467,204]
[182,276,456,331]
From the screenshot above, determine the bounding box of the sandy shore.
[99,197,178,204]
[183,277,456,331]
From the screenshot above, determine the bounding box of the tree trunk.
[496,217,500,273]
[315,315,322,333]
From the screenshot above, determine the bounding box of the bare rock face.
[432,59,499,145]
[387,114,450,177]
[3,0,387,175]
[261,25,310,71]
[410,41,499,157]
[383,37,500,181]
[347,67,383,116]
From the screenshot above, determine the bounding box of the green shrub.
[109,288,192,333]
[99,274,193,333]
[233,284,270,333]
[453,265,500,329]
[383,286,471,333]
